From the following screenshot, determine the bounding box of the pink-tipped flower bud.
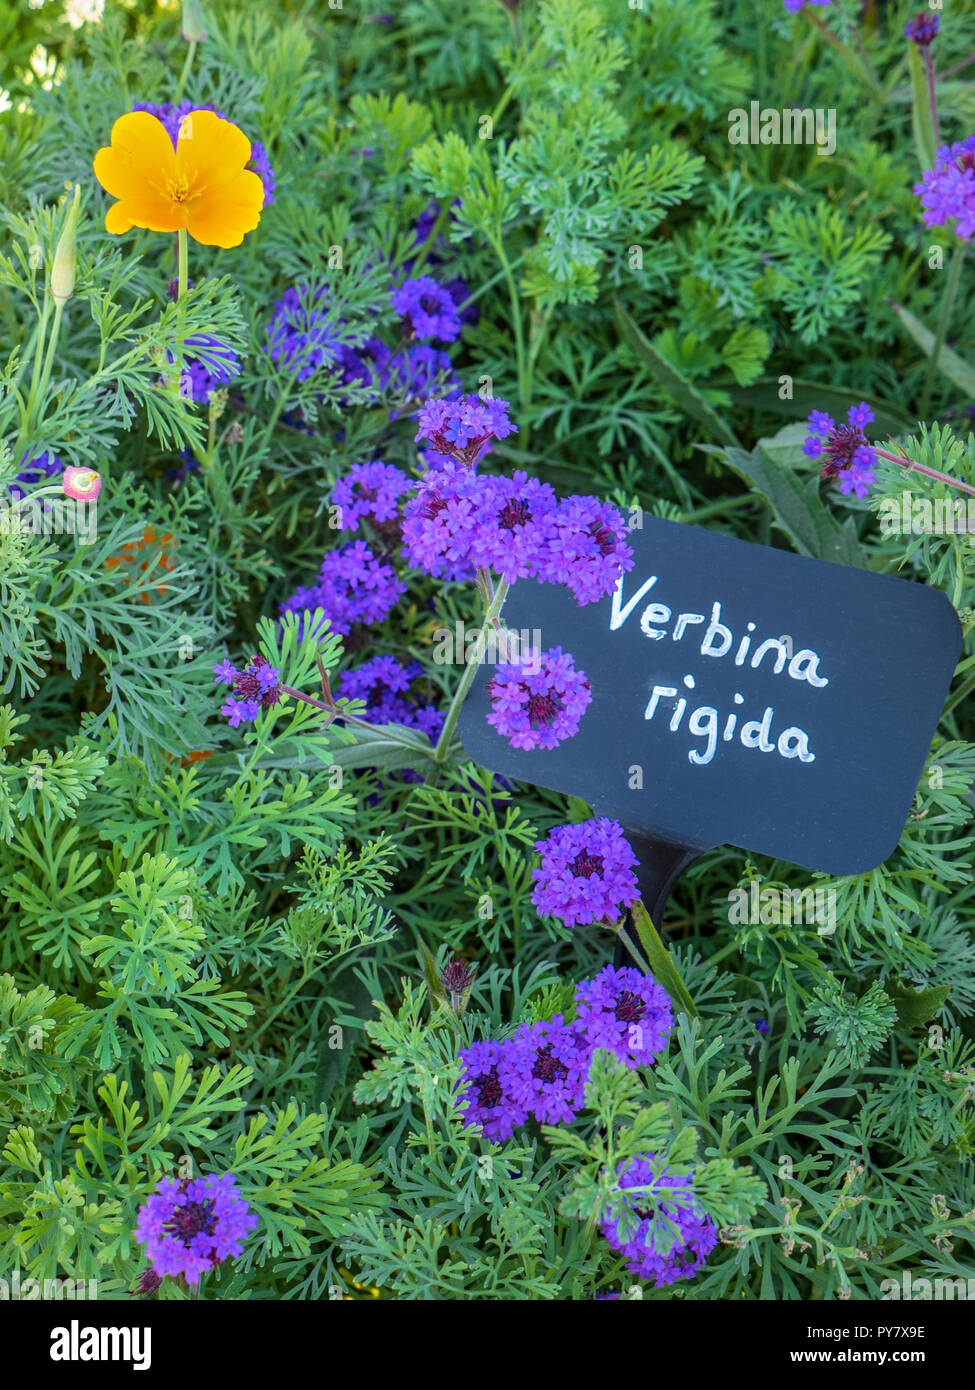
[62,466,102,501]
[182,0,207,42]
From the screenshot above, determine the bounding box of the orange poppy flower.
[104,526,177,603]
[164,749,213,768]
[93,110,263,248]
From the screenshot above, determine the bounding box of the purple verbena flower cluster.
[330,460,410,533]
[391,275,462,343]
[10,449,62,498]
[539,495,636,605]
[599,1154,718,1288]
[215,654,283,727]
[167,333,241,404]
[134,1172,258,1285]
[456,963,671,1142]
[803,402,877,498]
[337,654,443,739]
[914,136,975,241]
[487,645,592,750]
[782,0,830,12]
[531,818,640,928]
[454,1039,522,1141]
[280,540,406,637]
[401,455,633,603]
[131,100,276,206]
[573,965,672,1068]
[415,393,518,465]
[266,284,346,382]
[503,1016,595,1124]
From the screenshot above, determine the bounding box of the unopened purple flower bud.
[441,958,476,1009]
[134,1267,163,1296]
[905,13,939,46]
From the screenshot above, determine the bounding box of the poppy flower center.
[166,173,194,205]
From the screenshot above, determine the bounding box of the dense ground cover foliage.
[1,0,974,1301]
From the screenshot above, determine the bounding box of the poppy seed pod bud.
[182,0,207,42]
[50,185,81,304]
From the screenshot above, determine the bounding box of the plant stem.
[873,446,975,496]
[920,240,966,419]
[177,227,189,301]
[433,575,509,763]
[617,924,652,976]
[259,366,303,449]
[174,39,197,102]
[255,966,312,1040]
[25,298,65,435]
[942,669,975,720]
[278,684,432,753]
[806,12,883,94]
[939,52,975,81]
[924,48,940,147]
[24,295,52,429]
[490,234,528,412]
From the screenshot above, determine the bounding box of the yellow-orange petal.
[185,170,264,248]
[176,109,252,196]
[93,111,176,200]
[105,201,134,234]
[105,193,186,234]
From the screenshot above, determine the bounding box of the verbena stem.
[873,446,975,497]
[433,574,509,763]
[278,684,431,753]
[920,240,966,418]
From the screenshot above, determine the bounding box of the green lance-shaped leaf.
[326,723,436,774]
[726,378,914,437]
[702,442,865,568]
[614,298,739,448]
[890,299,975,399]
[909,43,937,175]
[630,900,698,1020]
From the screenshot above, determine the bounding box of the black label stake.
[459,516,962,952]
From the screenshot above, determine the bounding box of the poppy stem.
[27,298,65,432]
[177,228,189,300]
[174,39,197,104]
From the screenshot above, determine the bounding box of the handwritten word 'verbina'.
[609,574,829,688]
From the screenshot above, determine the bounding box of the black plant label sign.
[459,516,963,877]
